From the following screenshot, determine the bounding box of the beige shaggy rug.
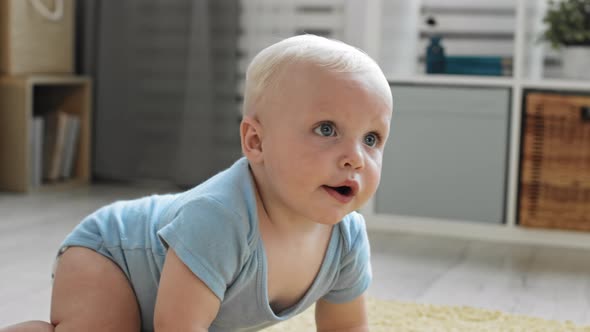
[263,297,590,332]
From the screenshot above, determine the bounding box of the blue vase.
[426,36,445,74]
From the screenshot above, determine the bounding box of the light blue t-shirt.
[60,157,372,331]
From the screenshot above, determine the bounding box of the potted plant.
[541,0,590,79]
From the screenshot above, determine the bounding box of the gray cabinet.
[375,85,510,224]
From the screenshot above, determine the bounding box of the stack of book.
[29,110,81,187]
[444,56,512,76]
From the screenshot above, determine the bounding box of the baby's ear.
[240,116,264,163]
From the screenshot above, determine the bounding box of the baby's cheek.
[367,164,382,193]
[368,153,382,175]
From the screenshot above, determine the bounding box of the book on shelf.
[29,117,44,188]
[60,114,80,179]
[42,111,68,181]
[42,111,82,182]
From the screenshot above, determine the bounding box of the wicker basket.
[519,92,590,231]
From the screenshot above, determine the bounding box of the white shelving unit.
[359,0,590,250]
[236,0,589,248]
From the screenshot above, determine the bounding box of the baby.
[2,34,392,331]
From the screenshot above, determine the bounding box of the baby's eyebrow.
[312,105,335,114]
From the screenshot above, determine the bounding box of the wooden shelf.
[0,75,92,192]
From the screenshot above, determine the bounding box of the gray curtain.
[76,0,241,187]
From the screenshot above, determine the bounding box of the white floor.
[1,183,589,327]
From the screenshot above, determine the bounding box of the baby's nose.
[339,142,364,169]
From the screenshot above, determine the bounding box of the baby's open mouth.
[324,185,353,197]
[335,186,352,196]
[322,181,358,203]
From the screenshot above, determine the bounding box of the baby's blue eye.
[314,123,336,137]
[364,133,378,147]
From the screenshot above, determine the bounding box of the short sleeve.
[322,214,372,303]
[157,197,249,301]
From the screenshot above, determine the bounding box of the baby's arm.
[154,249,221,331]
[315,293,369,332]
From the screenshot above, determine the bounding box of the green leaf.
[540,0,590,48]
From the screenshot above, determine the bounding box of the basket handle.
[29,0,64,21]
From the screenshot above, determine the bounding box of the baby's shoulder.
[157,157,259,250]
[164,191,257,246]
[173,194,244,223]
[166,158,254,223]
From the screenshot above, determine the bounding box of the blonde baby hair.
[242,34,391,116]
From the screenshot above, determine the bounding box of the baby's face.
[258,63,392,225]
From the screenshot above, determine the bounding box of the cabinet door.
[375,85,510,224]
